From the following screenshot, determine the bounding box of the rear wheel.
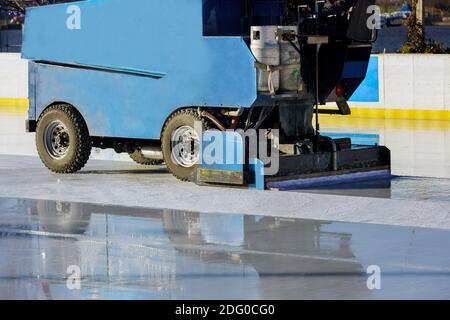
[129,150,163,166]
[36,104,91,173]
[161,109,208,181]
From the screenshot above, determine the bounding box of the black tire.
[161,109,209,182]
[129,150,163,166]
[36,104,91,173]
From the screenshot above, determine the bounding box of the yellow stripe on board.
[320,107,450,121]
[0,98,29,114]
[1,98,449,129]
[318,116,450,131]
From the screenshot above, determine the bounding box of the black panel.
[346,0,376,42]
[203,0,300,37]
[203,0,245,36]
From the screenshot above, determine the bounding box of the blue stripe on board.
[349,56,380,103]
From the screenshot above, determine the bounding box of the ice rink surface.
[1,110,450,299]
[0,110,449,229]
[1,197,449,300]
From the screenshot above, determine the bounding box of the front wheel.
[161,109,209,182]
[36,104,92,173]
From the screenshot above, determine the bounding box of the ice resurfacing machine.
[23,0,390,189]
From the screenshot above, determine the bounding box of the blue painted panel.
[323,132,380,146]
[200,131,244,172]
[249,158,265,190]
[24,0,257,139]
[349,56,379,103]
[200,131,266,190]
[28,62,36,120]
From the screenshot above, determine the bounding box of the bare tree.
[0,0,68,14]
[0,0,72,24]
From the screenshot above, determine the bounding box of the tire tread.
[36,104,91,174]
[161,109,209,182]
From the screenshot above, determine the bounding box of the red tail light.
[336,83,345,97]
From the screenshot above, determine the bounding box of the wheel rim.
[171,125,200,168]
[43,120,70,160]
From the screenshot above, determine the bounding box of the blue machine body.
[23,0,257,139]
[22,0,389,189]
[23,0,375,140]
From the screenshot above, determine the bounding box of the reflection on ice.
[1,198,450,300]
[321,117,450,179]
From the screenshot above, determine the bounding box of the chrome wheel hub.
[44,120,70,160]
[171,126,200,168]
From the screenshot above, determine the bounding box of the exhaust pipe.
[141,146,164,160]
